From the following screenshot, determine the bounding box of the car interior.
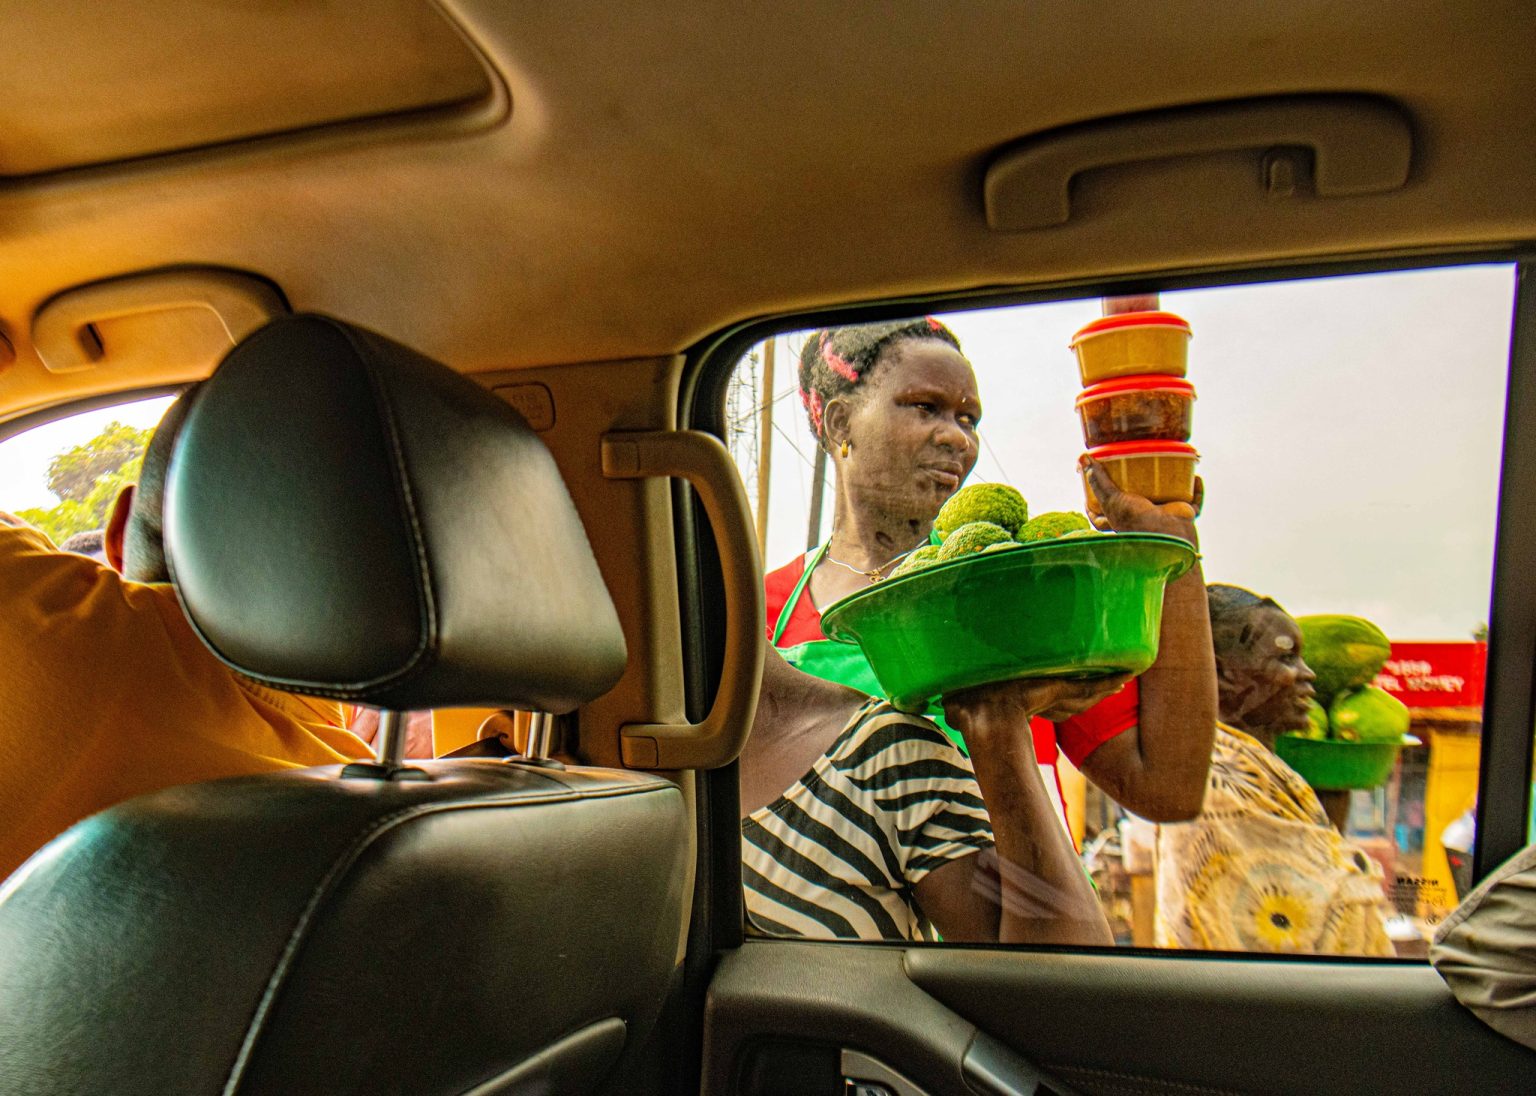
[2,3,1535,1094]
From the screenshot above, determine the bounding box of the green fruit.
[936,521,1013,560]
[1017,511,1092,543]
[1329,685,1409,743]
[934,484,1028,539]
[1301,699,1330,739]
[1058,527,1104,540]
[889,545,941,578]
[982,541,1024,553]
[1297,614,1392,706]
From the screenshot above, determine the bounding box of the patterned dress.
[1155,726,1395,956]
[742,698,994,941]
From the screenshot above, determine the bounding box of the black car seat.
[0,316,689,1095]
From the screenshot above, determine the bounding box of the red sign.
[1372,642,1486,708]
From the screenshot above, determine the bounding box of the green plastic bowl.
[819,533,1196,712]
[1275,733,1420,791]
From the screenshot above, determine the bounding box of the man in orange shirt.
[0,389,372,882]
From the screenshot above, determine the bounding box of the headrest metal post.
[375,710,407,768]
[525,712,554,761]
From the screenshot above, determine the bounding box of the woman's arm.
[916,676,1124,946]
[1075,459,1217,822]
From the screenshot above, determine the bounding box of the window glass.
[1,396,174,552]
[729,265,1513,957]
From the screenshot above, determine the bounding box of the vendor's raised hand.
[1080,456,1202,547]
[943,672,1134,749]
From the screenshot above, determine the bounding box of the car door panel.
[703,939,1536,1095]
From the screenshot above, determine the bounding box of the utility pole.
[806,444,828,551]
[755,336,776,557]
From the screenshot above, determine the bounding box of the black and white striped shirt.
[742,698,994,941]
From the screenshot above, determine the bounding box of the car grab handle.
[602,430,764,770]
[984,94,1413,231]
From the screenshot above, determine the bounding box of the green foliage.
[15,421,148,545]
[46,421,151,503]
[934,484,1028,539]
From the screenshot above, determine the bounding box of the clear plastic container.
[1070,311,1192,385]
[1083,440,1199,508]
[1076,375,1196,447]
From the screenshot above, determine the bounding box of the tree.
[17,421,150,544]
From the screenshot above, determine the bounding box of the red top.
[1085,439,1200,460]
[1075,375,1197,406]
[764,551,1139,766]
[1070,311,1192,345]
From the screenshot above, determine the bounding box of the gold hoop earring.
[839,440,850,459]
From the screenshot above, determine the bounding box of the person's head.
[104,386,200,582]
[798,318,980,526]
[1207,584,1317,741]
[57,529,106,562]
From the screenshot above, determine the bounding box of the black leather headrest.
[164,314,626,713]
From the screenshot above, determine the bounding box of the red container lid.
[1075,375,1197,408]
[1085,440,1200,461]
[1070,311,1192,347]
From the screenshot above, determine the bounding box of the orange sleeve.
[1057,678,1140,768]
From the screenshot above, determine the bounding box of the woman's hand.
[944,673,1134,744]
[1081,456,1202,548]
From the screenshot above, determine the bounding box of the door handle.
[602,429,764,769]
[984,94,1412,231]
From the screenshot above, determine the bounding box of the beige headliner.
[2,0,1534,419]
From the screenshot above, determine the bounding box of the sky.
[736,264,1516,641]
[2,265,1514,641]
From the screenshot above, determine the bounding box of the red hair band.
[818,332,860,383]
[799,387,825,435]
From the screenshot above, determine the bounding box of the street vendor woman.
[764,318,1217,825]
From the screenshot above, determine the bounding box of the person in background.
[0,386,372,882]
[1432,841,1536,1052]
[740,645,1120,945]
[1155,585,1395,955]
[57,529,106,562]
[765,318,1216,828]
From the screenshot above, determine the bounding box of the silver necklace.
[824,544,919,583]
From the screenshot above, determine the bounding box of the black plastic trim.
[1476,260,1536,880]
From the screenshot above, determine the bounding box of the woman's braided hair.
[797,317,963,450]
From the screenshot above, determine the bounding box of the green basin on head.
[819,532,1197,712]
[1275,734,1418,791]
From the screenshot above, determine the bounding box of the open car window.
[725,263,1516,958]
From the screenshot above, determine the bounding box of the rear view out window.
[726,265,1514,958]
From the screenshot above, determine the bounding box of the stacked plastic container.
[1069,311,1198,509]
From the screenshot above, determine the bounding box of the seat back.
[0,316,684,1095]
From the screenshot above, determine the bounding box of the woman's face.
[1217,607,1318,733]
[834,340,981,521]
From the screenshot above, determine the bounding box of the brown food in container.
[1076,376,1196,447]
